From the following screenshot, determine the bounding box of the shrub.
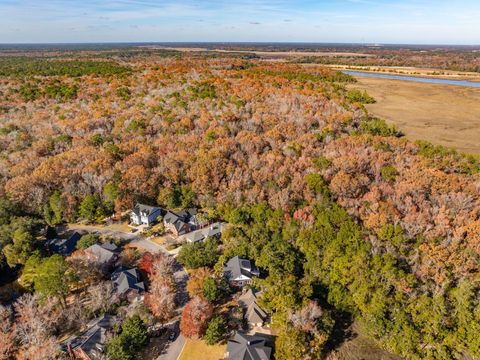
[312,156,332,171]
[76,234,98,250]
[359,118,400,137]
[189,81,217,99]
[380,165,398,182]
[346,89,376,104]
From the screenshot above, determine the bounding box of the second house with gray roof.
[224,256,260,288]
[111,266,145,302]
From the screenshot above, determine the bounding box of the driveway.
[68,223,139,241]
[157,321,186,360]
[130,237,168,254]
[157,261,189,360]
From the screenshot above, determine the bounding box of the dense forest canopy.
[0,50,479,359]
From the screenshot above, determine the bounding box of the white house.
[130,204,162,226]
[224,256,260,287]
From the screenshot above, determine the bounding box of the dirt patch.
[349,76,480,154]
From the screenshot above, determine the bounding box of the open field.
[348,76,480,154]
[178,339,226,360]
[149,46,373,57]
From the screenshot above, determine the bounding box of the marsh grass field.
[349,76,480,154]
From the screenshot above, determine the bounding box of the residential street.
[157,322,186,360]
[67,222,189,359]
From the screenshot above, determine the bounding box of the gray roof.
[86,243,118,264]
[132,203,161,217]
[227,332,272,360]
[164,211,190,234]
[238,289,261,308]
[224,256,260,281]
[246,302,267,325]
[183,222,226,243]
[68,315,116,359]
[238,289,267,326]
[111,267,145,296]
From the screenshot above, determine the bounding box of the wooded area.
[0,50,479,359]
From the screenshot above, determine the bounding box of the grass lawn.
[179,339,226,360]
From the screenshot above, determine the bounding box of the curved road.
[67,223,188,360]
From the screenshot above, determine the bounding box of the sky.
[0,0,479,44]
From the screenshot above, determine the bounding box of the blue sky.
[0,0,479,44]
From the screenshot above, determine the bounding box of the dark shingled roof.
[45,232,81,256]
[131,203,161,217]
[86,243,118,264]
[226,332,272,360]
[164,211,191,234]
[238,289,267,326]
[111,267,145,296]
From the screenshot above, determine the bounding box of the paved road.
[158,321,186,360]
[158,262,189,360]
[68,223,189,359]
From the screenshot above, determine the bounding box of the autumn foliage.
[180,296,213,339]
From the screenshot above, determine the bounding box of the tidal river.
[343,70,480,88]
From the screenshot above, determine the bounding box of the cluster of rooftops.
[47,203,272,359]
[131,203,226,243]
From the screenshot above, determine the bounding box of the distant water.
[343,70,480,87]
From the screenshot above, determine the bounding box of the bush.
[346,89,376,104]
[359,118,400,137]
[305,173,330,197]
[44,83,78,100]
[312,156,332,171]
[116,87,131,100]
[76,234,98,250]
[380,165,398,182]
[189,81,217,99]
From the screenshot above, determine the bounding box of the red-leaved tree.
[180,296,213,338]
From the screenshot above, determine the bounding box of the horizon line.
[1,41,480,47]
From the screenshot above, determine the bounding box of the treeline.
[293,49,480,73]
[0,57,131,77]
[1,56,480,358]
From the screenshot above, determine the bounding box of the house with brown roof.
[84,243,119,273]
